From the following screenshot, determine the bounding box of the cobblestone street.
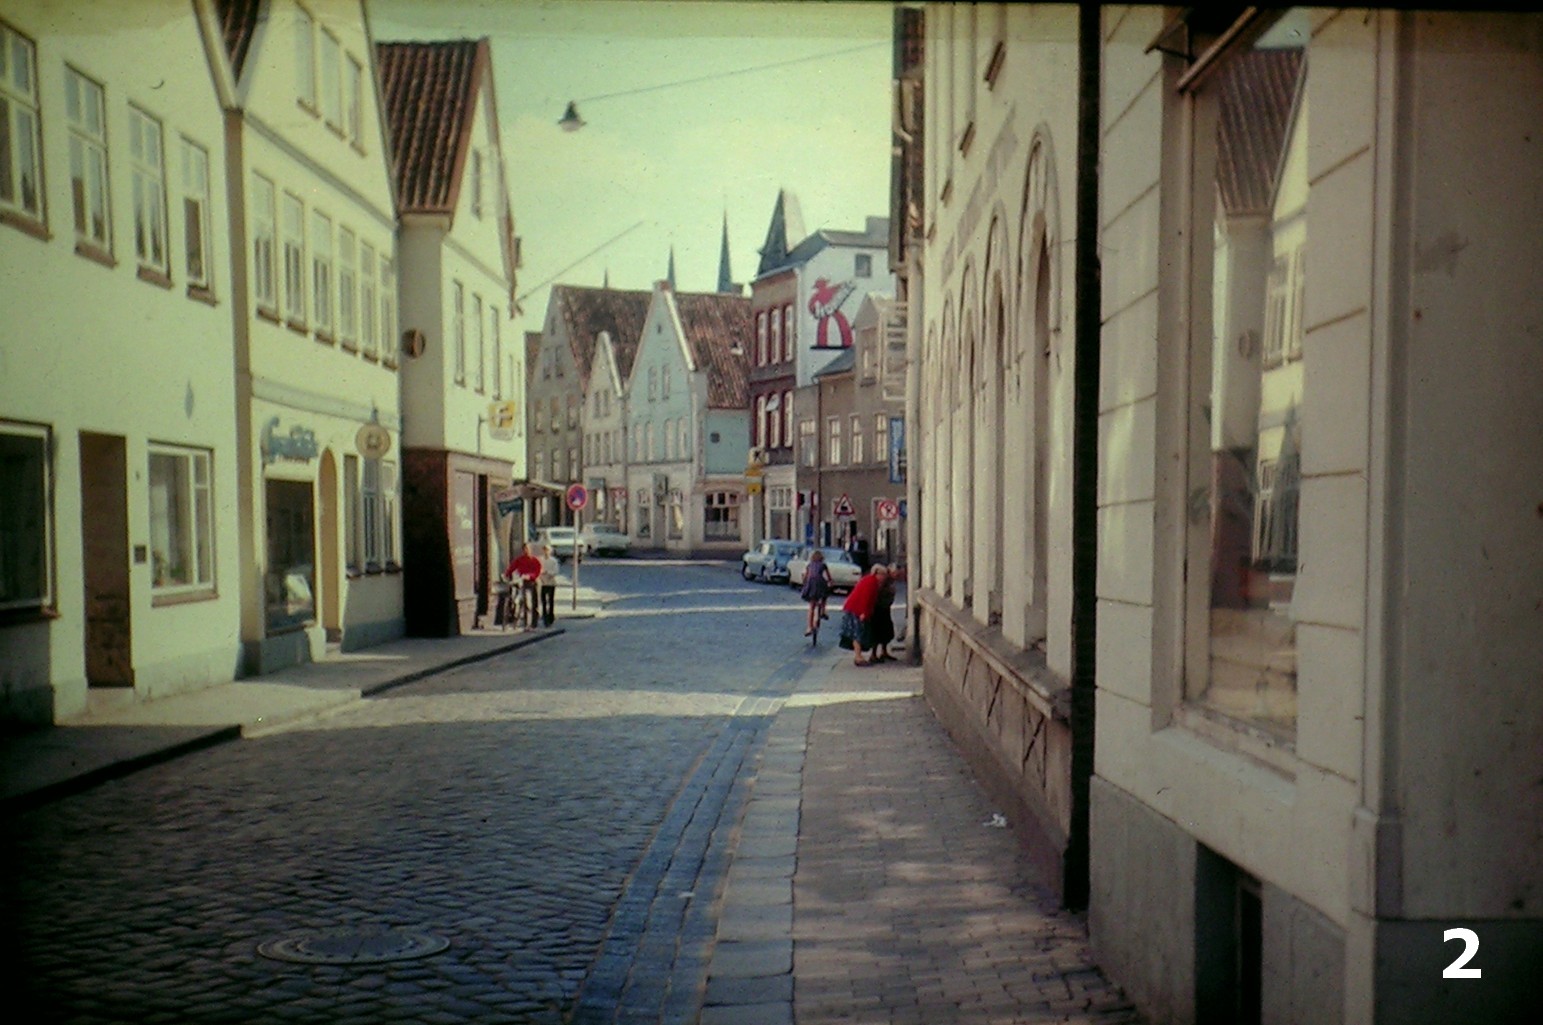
[1,562,1137,1024]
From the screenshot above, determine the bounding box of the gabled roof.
[766,215,893,278]
[1216,48,1304,216]
[376,39,487,214]
[550,285,652,385]
[211,0,261,79]
[674,291,751,409]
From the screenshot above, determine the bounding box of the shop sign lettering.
[261,417,319,463]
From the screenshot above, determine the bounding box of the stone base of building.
[917,590,1074,902]
[1090,774,1347,1025]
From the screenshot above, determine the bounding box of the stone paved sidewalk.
[704,650,1141,1025]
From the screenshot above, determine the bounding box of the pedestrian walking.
[538,543,560,627]
[801,548,834,638]
[505,542,542,630]
[839,563,888,666]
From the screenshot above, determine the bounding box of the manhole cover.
[257,927,450,965]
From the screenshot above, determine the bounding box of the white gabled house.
[624,281,751,554]
[376,38,523,636]
[581,328,636,530]
[0,0,240,723]
[210,0,403,671]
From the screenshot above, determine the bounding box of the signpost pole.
[572,505,581,611]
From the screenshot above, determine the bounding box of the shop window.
[265,479,314,631]
[667,490,684,540]
[0,20,45,226]
[148,445,213,593]
[704,491,740,539]
[1182,10,1308,741]
[0,422,51,611]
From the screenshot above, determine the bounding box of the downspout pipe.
[1066,0,1102,912]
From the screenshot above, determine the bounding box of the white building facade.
[1,0,240,723]
[908,6,1543,1023]
[216,0,403,671]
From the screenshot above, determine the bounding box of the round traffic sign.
[565,483,589,510]
[878,499,899,521]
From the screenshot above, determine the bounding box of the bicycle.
[801,555,834,647]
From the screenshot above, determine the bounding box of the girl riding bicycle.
[801,548,834,638]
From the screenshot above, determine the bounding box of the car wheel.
[742,562,754,580]
[757,565,770,583]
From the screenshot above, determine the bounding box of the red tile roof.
[674,291,752,409]
[376,39,487,214]
[211,0,261,79]
[550,285,652,384]
[1216,48,1304,215]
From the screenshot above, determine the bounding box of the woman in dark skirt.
[868,564,896,661]
[841,564,889,666]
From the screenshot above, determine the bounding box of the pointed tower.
[666,246,677,290]
[756,188,806,277]
[717,212,737,294]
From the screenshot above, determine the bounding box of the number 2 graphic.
[1443,928,1481,979]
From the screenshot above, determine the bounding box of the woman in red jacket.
[840,564,889,666]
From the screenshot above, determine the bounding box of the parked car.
[579,521,632,557]
[740,539,802,583]
[785,546,862,592]
[535,526,585,560]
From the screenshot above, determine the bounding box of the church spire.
[717,211,736,294]
[666,245,676,290]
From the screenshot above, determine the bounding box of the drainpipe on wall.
[1066,0,1103,912]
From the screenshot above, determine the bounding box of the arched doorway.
[317,449,341,643]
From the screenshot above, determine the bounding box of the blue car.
[741,540,801,583]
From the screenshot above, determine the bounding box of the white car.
[579,521,632,557]
[535,526,585,560]
[785,546,862,592]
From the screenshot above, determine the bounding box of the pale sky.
[369,0,896,340]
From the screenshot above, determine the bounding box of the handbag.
[837,612,858,650]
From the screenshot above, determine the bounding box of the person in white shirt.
[538,545,560,626]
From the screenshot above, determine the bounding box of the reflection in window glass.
[1189,13,1307,739]
[149,446,213,591]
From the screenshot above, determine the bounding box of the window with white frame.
[344,453,361,570]
[311,210,333,335]
[755,394,767,448]
[345,56,363,148]
[648,366,657,400]
[827,416,841,465]
[661,365,670,399]
[770,310,780,362]
[533,451,545,481]
[704,490,740,538]
[337,226,356,345]
[295,4,316,109]
[0,21,45,223]
[379,256,396,362]
[128,106,168,274]
[473,293,485,392]
[799,418,816,467]
[362,457,397,568]
[148,444,213,593]
[849,415,863,465]
[320,29,342,131]
[0,422,51,610]
[874,414,889,463]
[783,305,794,360]
[768,395,781,449]
[181,139,211,291]
[855,253,872,277]
[65,67,110,250]
[782,391,792,449]
[756,311,767,365]
[491,306,502,397]
[281,191,306,324]
[769,485,792,540]
[357,240,376,356]
[452,280,466,384]
[251,173,276,311]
